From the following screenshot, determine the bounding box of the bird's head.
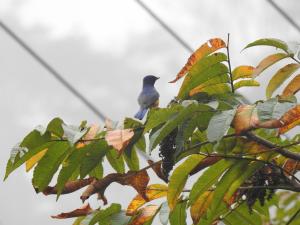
[143,75,160,86]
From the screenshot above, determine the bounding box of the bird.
[134,75,160,120]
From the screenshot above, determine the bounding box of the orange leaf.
[190,191,214,225]
[130,205,160,225]
[279,105,300,134]
[105,129,134,153]
[170,38,226,83]
[127,184,167,215]
[51,203,93,219]
[232,65,254,80]
[25,148,48,172]
[282,74,300,97]
[252,53,288,78]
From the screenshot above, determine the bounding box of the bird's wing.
[138,89,159,108]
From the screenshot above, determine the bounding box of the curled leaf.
[105,129,134,153]
[170,38,226,83]
[244,38,291,53]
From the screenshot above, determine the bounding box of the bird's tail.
[134,108,148,120]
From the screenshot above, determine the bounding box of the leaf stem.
[226,33,235,93]
[286,207,300,225]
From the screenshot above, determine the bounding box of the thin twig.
[286,207,300,225]
[226,33,235,93]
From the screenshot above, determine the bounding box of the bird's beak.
[156,77,160,80]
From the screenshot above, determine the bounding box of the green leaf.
[73,216,85,225]
[252,53,289,77]
[257,97,296,121]
[145,106,182,133]
[85,203,121,225]
[89,162,103,179]
[106,149,125,173]
[202,161,248,225]
[207,107,237,142]
[189,159,234,206]
[244,38,291,53]
[232,65,254,80]
[110,211,131,225]
[168,154,205,210]
[159,201,170,225]
[46,117,64,137]
[266,63,300,98]
[233,80,260,90]
[224,204,262,225]
[169,200,187,225]
[123,147,139,171]
[178,62,229,99]
[150,103,213,150]
[80,140,109,178]
[189,74,229,96]
[56,146,89,196]
[32,142,70,192]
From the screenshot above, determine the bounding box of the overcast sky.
[0,0,299,225]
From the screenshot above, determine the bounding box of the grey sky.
[0,0,299,224]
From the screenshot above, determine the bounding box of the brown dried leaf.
[105,129,134,153]
[190,156,222,175]
[81,170,150,204]
[127,184,167,215]
[169,38,226,83]
[51,203,93,219]
[130,205,160,225]
[282,74,300,97]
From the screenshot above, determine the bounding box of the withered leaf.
[105,129,134,153]
[51,203,93,219]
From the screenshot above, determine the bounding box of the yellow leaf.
[127,184,167,215]
[190,83,230,96]
[170,38,226,83]
[252,53,288,77]
[266,63,300,99]
[105,129,134,153]
[26,148,48,172]
[282,74,300,97]
[233,80,260,90]
[190,191,214,224]
[232,65,254,80]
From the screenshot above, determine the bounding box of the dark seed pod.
[158,128,178,181]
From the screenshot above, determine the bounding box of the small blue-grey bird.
[134,75,160,120]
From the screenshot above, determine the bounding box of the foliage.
[4,37,300,225]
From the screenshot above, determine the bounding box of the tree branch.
[245,131,300,161]
[226,33,235,93]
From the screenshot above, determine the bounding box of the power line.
[0,20,106,121]
[135,0,194,53]
[267,0,300,34]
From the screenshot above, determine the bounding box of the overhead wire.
[267,0,300,33]
[135,0,194,53]
[0,20,106,121]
